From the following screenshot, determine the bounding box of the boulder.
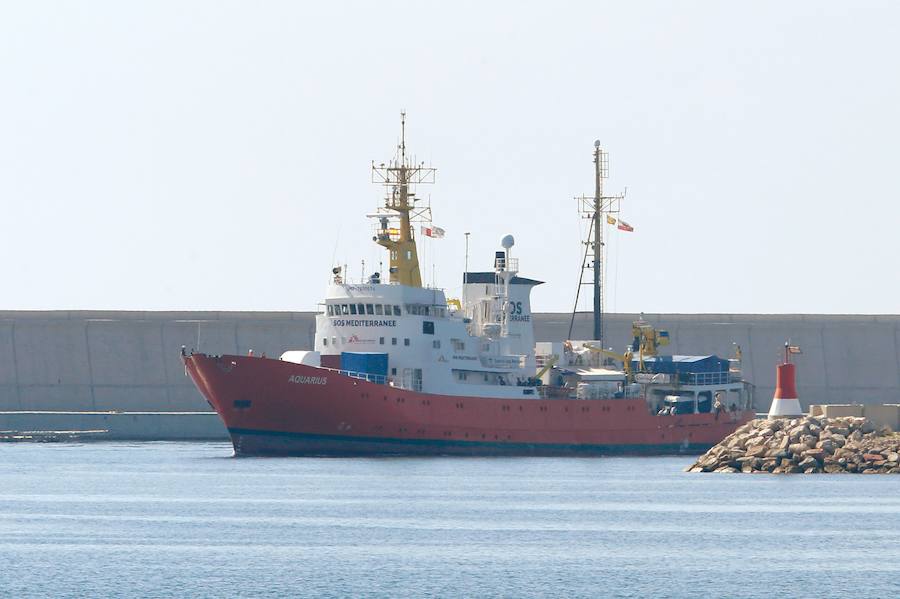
[800,434,818,447]
[788,443,810,456]
[745,445,768,458]
[798,456,819,470]
[834,447,856,460]
[801,448,826,462]
[815,439,835,454]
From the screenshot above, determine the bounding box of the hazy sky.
[2,1,898,314]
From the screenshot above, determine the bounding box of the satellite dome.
[501,234,515,249]
[594,140,601,148]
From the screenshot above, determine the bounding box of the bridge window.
[375,304,384,315]
[365,304,374,315]
[392,305,401,316]
[341,304,349,315]
[451,338,465,352]
[404,338,410,346]
[349,304,357,315]
[323,338,328,346]
[422,321,434,335]
[392,337,397,345]
[357,303,365,314]
[379,337,385,345]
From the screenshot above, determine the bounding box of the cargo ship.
[183,115,754,456]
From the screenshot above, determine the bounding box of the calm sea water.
[1,443,898,598]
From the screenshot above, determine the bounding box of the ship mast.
[371,113,436,287]
[573,141,625,344]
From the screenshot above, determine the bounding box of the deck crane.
[581,318,670,383]
[582,344,635,383]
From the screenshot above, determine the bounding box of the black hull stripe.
[227,427,710,456]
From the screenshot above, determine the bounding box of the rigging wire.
[567,216,594,340]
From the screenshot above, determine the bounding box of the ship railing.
[321,367,387,385]
[537,385,642,400]
[684,371,731,386]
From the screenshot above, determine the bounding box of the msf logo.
[288,375,327,385]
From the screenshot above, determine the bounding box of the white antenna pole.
[464,232,471,284]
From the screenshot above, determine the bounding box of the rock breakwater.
[687,416,900,474]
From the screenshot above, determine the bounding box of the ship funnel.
[768,342,803,419]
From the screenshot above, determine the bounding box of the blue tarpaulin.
[632,355,729,375]
[340,352,389,378]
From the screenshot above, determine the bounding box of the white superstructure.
[314,242,542,398]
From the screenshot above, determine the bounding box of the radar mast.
[371,113,436,287]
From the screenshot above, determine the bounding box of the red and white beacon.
[768,342,803,418]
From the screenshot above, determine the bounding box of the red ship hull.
[184,354,753,457]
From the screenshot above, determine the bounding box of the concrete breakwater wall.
[1,311,899,413]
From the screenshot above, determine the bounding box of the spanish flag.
[617,219,634,232]
[606,215,617,225]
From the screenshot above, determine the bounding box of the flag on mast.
[788,345,802,354]
[422,226,445,239]
[617,219,634,232]
[606,215,617,225]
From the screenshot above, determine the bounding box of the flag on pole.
[422,226,446,239]
[788,345,802,354]
[617,219,634,232]
[606,215,617,225]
